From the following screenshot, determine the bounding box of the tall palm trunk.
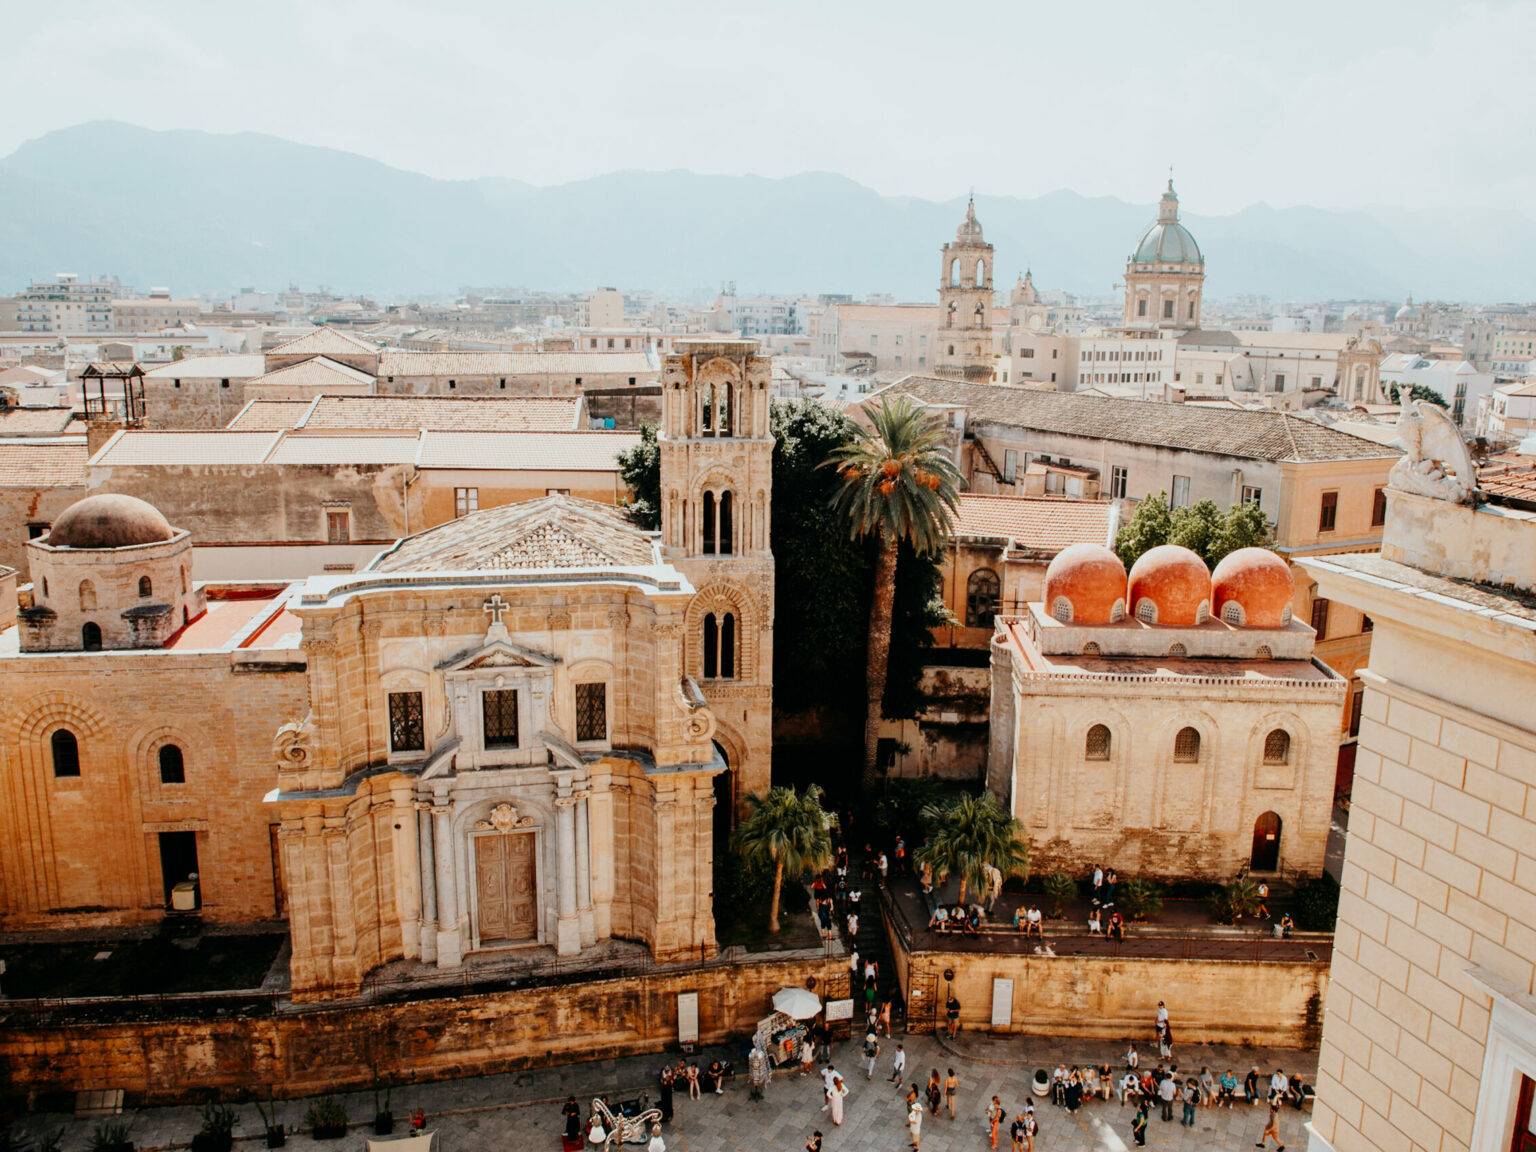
[863,531,899,786]
[768,854,784,934]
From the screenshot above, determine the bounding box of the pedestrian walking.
[657,1068,675,1122]
[907,1101,923,1149]
[888,1042,907,1085]
[1256,882,1271,921]
[1256,1096,1285,1151]
[863,1031,881,1079]
[1125,1042,1139,1070]
[821,1063,839,1110]
[1181,1077,1199,1126]
[1024,1112,1038,1152]
[799,1037,816,1077]
[987,1096,1004,1150]
[944,1068,959,1119]
[847,910,859,937]
[945,994,961,1038]
[1131,1104,1149,1147]
[878,852,889,886]
[804,1132,822,1152]
[926,1069,942,1116]
[879,999,892,1037]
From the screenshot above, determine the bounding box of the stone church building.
[0,339,773,1001]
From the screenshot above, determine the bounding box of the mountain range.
[1,121,1531,303]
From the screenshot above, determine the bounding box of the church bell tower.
[935,196,996,381]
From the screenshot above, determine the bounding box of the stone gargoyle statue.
[1388,398,1479,505]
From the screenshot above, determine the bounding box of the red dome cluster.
[1127,545,1211,627]
[1043,543,1127,625]
[1211,547,1294,628]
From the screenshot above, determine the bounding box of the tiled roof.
[415,430,638,471]
[0,407,78,437]
[376,350,654,377]
[226,400,316,430]
[299,395,583,432]
[245,356,376,391]
[143,354,266,380]
[264,434,419,465]
[372,495,654,573]
[0,439,89,487]
[0,365,64,386]
[266,327,379,357]
[91,431,281,466]
[875,376,1400,463]
[953,493,1114,551]
[1478,452,1536,508]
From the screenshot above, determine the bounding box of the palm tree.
[913,792,1030,904]
[826,395,961,784]
[734,784,837,934]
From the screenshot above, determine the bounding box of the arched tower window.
[976,258,986,285]
[51,729,80,777]
[1136,599,1157,624]
[700,382,714,433]
[1174,726,1201,762]
[702,491,717,555]
[702,612,737,679]
[720,613,736,678]
[965,568,1000,628]
[1085,724,1111,761]
[159,744,185,784]
[718,490,733,556]
[1263,729,1292,765]
[138,575,152,598]
[1221,601,1245,626]
[79,580,97,611]
[949,258,959,286]
[81,622,102,650]
[720,382,734,436]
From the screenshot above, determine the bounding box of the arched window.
[1082,642,1101,657]
[1051,596,1073,624]
[702,613,718,679]
[720,613,736,679]
[1263,729,1291,764]
[1174,726,1201,762]
[1085,724,1111,761]
[950,258,960,286]
[702,491,717,555]
[1110,599,1126,623]
[701,612,737,679]
[1196,600,1210,624]
[158,744,185,784]
[700,382,714,433]
[1136,599,1157,624]
[965,568,1000,628]
[976,258,986,285]
[718,490,734,556]
[50,729,80,778]
[138,575,152,598]
[720,382,734,436]
[180,567,189,593]
[1221,601,1245,626]
[1255,644,1273,660]
[81,622,102,651]
[1167,642,1187,658]
[79,579,97,611]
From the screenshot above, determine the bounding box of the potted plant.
[1041,872,1076,919]
[190,1105,236,1152]
[304,1097,348,1141]
[251,1087,285,1148]
[372,1081,394,1137]
[87,1124,133,1152]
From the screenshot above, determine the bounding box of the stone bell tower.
[935,196,996,381]
[657,337,774,810]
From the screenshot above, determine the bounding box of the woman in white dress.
[828,1075,849,1126]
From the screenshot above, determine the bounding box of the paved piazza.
[26,1031,1317,1152]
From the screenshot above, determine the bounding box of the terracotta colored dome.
[1127,544,1211,627]
[46,494,175,550]
[1043,543,1127,624]
[1211,547,1294,628]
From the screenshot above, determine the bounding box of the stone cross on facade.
[483,594,509,627]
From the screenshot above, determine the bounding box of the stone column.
[554,792,581,956]
[432,801,462,967]
[416,803,438,963]
[575,788,595,947]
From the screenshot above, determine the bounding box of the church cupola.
[1123,176,1206,332]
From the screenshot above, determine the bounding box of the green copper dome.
[1130,180,1203,266]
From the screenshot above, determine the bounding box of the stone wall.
[0,954,842,1105]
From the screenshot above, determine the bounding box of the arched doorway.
[1250,811,1282,872]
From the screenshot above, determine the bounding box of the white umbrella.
[772,986,822,1020]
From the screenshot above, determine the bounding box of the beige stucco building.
[1301,407,1536,1152]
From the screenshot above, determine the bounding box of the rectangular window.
[388,691,425,752]
[1319,490,1338,532]
[482,689,520,748]
[1371,487,1387,527]
[575,682,607,742]
[1171,475,1191,508]
[1162,299,1174,319]
[1003,450,1018,483]
[325,510,350,544]
[455,487,479,518]
[1241,485,1262,506]
[1274,373,1286,390]
[1310,597,1330,638]
[1110,466,1128,499]
[1349,690,1364,737]
[1137,300,1147,317]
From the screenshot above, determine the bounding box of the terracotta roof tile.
[953,493,1114,551]
[300,395,583,432]
[267,327,380,357]
[0,440,89,487]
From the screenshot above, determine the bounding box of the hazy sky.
[4,0,1531,217]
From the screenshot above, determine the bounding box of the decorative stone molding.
[274,712,317,771]
[474,802,535,832]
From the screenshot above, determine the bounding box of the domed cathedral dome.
[46,493,174,550]
[1211,547,1294,628]
[1394,295,1421,323]
[935,195,996,383]
[21,494,204,653]
[1127,544,1212,626]
[1043,543,1128,624]
[1122,178,1206,331]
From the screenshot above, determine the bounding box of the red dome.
[1211,547,1293,628]
[1043,543,1127,625]
[1127,544,1211,627]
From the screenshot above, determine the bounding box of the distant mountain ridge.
[1,121,1530,302]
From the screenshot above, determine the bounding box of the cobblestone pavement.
[18,1032,1317,1152]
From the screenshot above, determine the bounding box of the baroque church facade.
[0,339,773,1002]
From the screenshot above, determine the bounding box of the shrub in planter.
[304,1097,348,1141]
[251,1085,285,1147]
[1041,872,1076,919]
[1208,876,1260,925]
[190,1104,236,1152]
[1117,878,1163,921]
[88,1124,133,1152]
[263,1126,286,1149]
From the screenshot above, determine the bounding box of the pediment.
[439,638,559,674]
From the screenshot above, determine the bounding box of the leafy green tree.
[616,423,661,529]
[1115,493,1273,569]
[733,784,836,933]
[913,792,1030,903]
[827,396,961,783]
[1386,381,1446,408]
[1117,878,1163,921]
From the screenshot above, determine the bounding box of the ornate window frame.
[439,639,559,771]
